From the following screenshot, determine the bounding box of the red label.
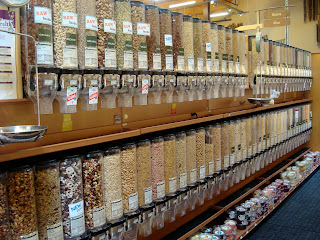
[67,92,77,102]
[63,15,74,20]
[89,92,98,101]
[36,11,48,16]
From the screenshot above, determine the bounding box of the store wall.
[223,0,320,53]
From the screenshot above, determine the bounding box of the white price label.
[61,11,78,28]
[85,15,98,31]
[138,51,148,69]
[230,154,235,165]
[206,59,212,72]
[200,166,206,179]
[69,201,85,237]
[89,86,98,104]
[34,6,52,25]
[142,78,149,94]
[123,21,133,34]
[128,192,138,210]
[111,199,123,219]
[156,182,165,199]
[164,34,173,46]
[169,177,177,193]
[93,206,106,227]
[229,61,234,73]
[216,158,221,171]
[105,48,116,68]
[190,169,197,183]
[63,46,78,68]
[236,62,240,74]
[214,59,219,72]
[179,173,187,189]
[37,42,54,65]
[69,201,84,218]
[137,23,150,36]
[166,54,173,70]
[67,87,77,106]
[153,53,161,70]
[208,162,214,175]
[85,47,98,68]
[124,51,133,69]
[206,43,212,52]
[104,19,116,33]
[144,188,152,205]
[188,57,195,71]
[47,222,63,240]
[222,60,227,73]
[197,58,204,72]
[177,56,185,71]
[224,156,229,168]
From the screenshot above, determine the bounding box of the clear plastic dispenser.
[204,75,213,100]
[118,72,136,107]
[134,71,150,106]
[56,72,82,113]
[139,205,154,237]
[25,70,58,115]
[195,74,206,100]
[149,73,164,105]
[100,72,120,109]
[175,75,186,103]
[162,73,176,104]
[80,74,102,111]
[123,212,140,240]
[109,219,125,240]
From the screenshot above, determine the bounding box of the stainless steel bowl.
[0,125,47,145]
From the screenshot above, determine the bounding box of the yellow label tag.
[294,92,297,98]
[234,97,237,101]
[62,114,73,132]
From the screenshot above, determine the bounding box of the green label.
[125,41,133,51]
[166,46,172,54]
[267,60,270,65]
[38,28,52,42]
[263,135,266,140]
[66,33,77,46]
[207,52,211,59]
[156,45,161,53]
[231,146,235,154]
[86,36,97,47]
[179,48,184,56]
[229,55,233,61]
[107,38,115,49]
[215,52,219,59]
[238,144,241,151]
[223,54,228,61]
[140,42,147,52]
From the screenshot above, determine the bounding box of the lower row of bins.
[0,127,311,240]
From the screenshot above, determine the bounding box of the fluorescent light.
[169,1,196,8]
[210,12,229,17]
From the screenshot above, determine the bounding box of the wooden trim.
[0,99,312,162]
[0,98,30,104]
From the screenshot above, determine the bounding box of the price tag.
[208,162,214,175]
[206,43,212,52]
[138,52,148,69]
[222,60,227,73]
[177,56,185,71]
[34,6,52,25]
[188,57,195,71]
[85,15,98,31]
[200,166,206,179]
[105,49,116,68]
[197,58,204,72]
[236,62,240,74]
[153,53,161,70]
[104,19,116,33]
[206,59,212,72]
[179,173,187,189]
[144,188,152,205]
[67,87,77,106]
[137,22,150,36]
[111,199,123,219]
[128,192,138,210]
[166,54,173,70]
[142,78,149,94]
[123,21,133,34]
[169,177,177,193]
[190,169,197,184]
[165,34,173,46]
[214,59,219,72]
[89,86,98,104]
[61,11,78,28]
[46,222,63,240]
[157,182,165,199]
[124,51,133,69]
[228,61,234,73]
[63,46,78,68]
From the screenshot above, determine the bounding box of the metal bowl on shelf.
[0,125,47,146]
[248,97,271,106]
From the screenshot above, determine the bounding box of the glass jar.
[97,0,116,69]
[186,129,197,185]
[196,127,206,181]
[205,125,214,176]
[164,134,177,195]
[146,5,161,71]
[228,120,235,167]
[159,8,173,71]
[59,155,86,238]
[52,0,78,68]
[77,0,98,69]
[136,139,152,208]
[175,131,187,190]
[103,147,123,222]
[202,20,212,73]
[233,29,240,73]
[218,25,226,73]
[239,31,246,74]
[121,143,138,214]
[221,121,229,170]
[225,27,233,73]
[213,123,222,173]
[0,171,10,239]
[131,1,148,70]
[193,18,203,73]
[22,0,54,69]
[183,15,194,72]
[234,119,241,163]
[151,136,165,200]
[83,151,105,229]
[211,22,219,73]
[172,12,184,72]
[7,166,38,240]
[115,0,133,70]
[35,160,63,239]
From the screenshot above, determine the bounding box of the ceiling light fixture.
[169,1,196,8]
[210,11,229,17]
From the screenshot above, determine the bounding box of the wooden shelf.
[0,98,312,162]
[235,161,319,240]
[143,144,311,240]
